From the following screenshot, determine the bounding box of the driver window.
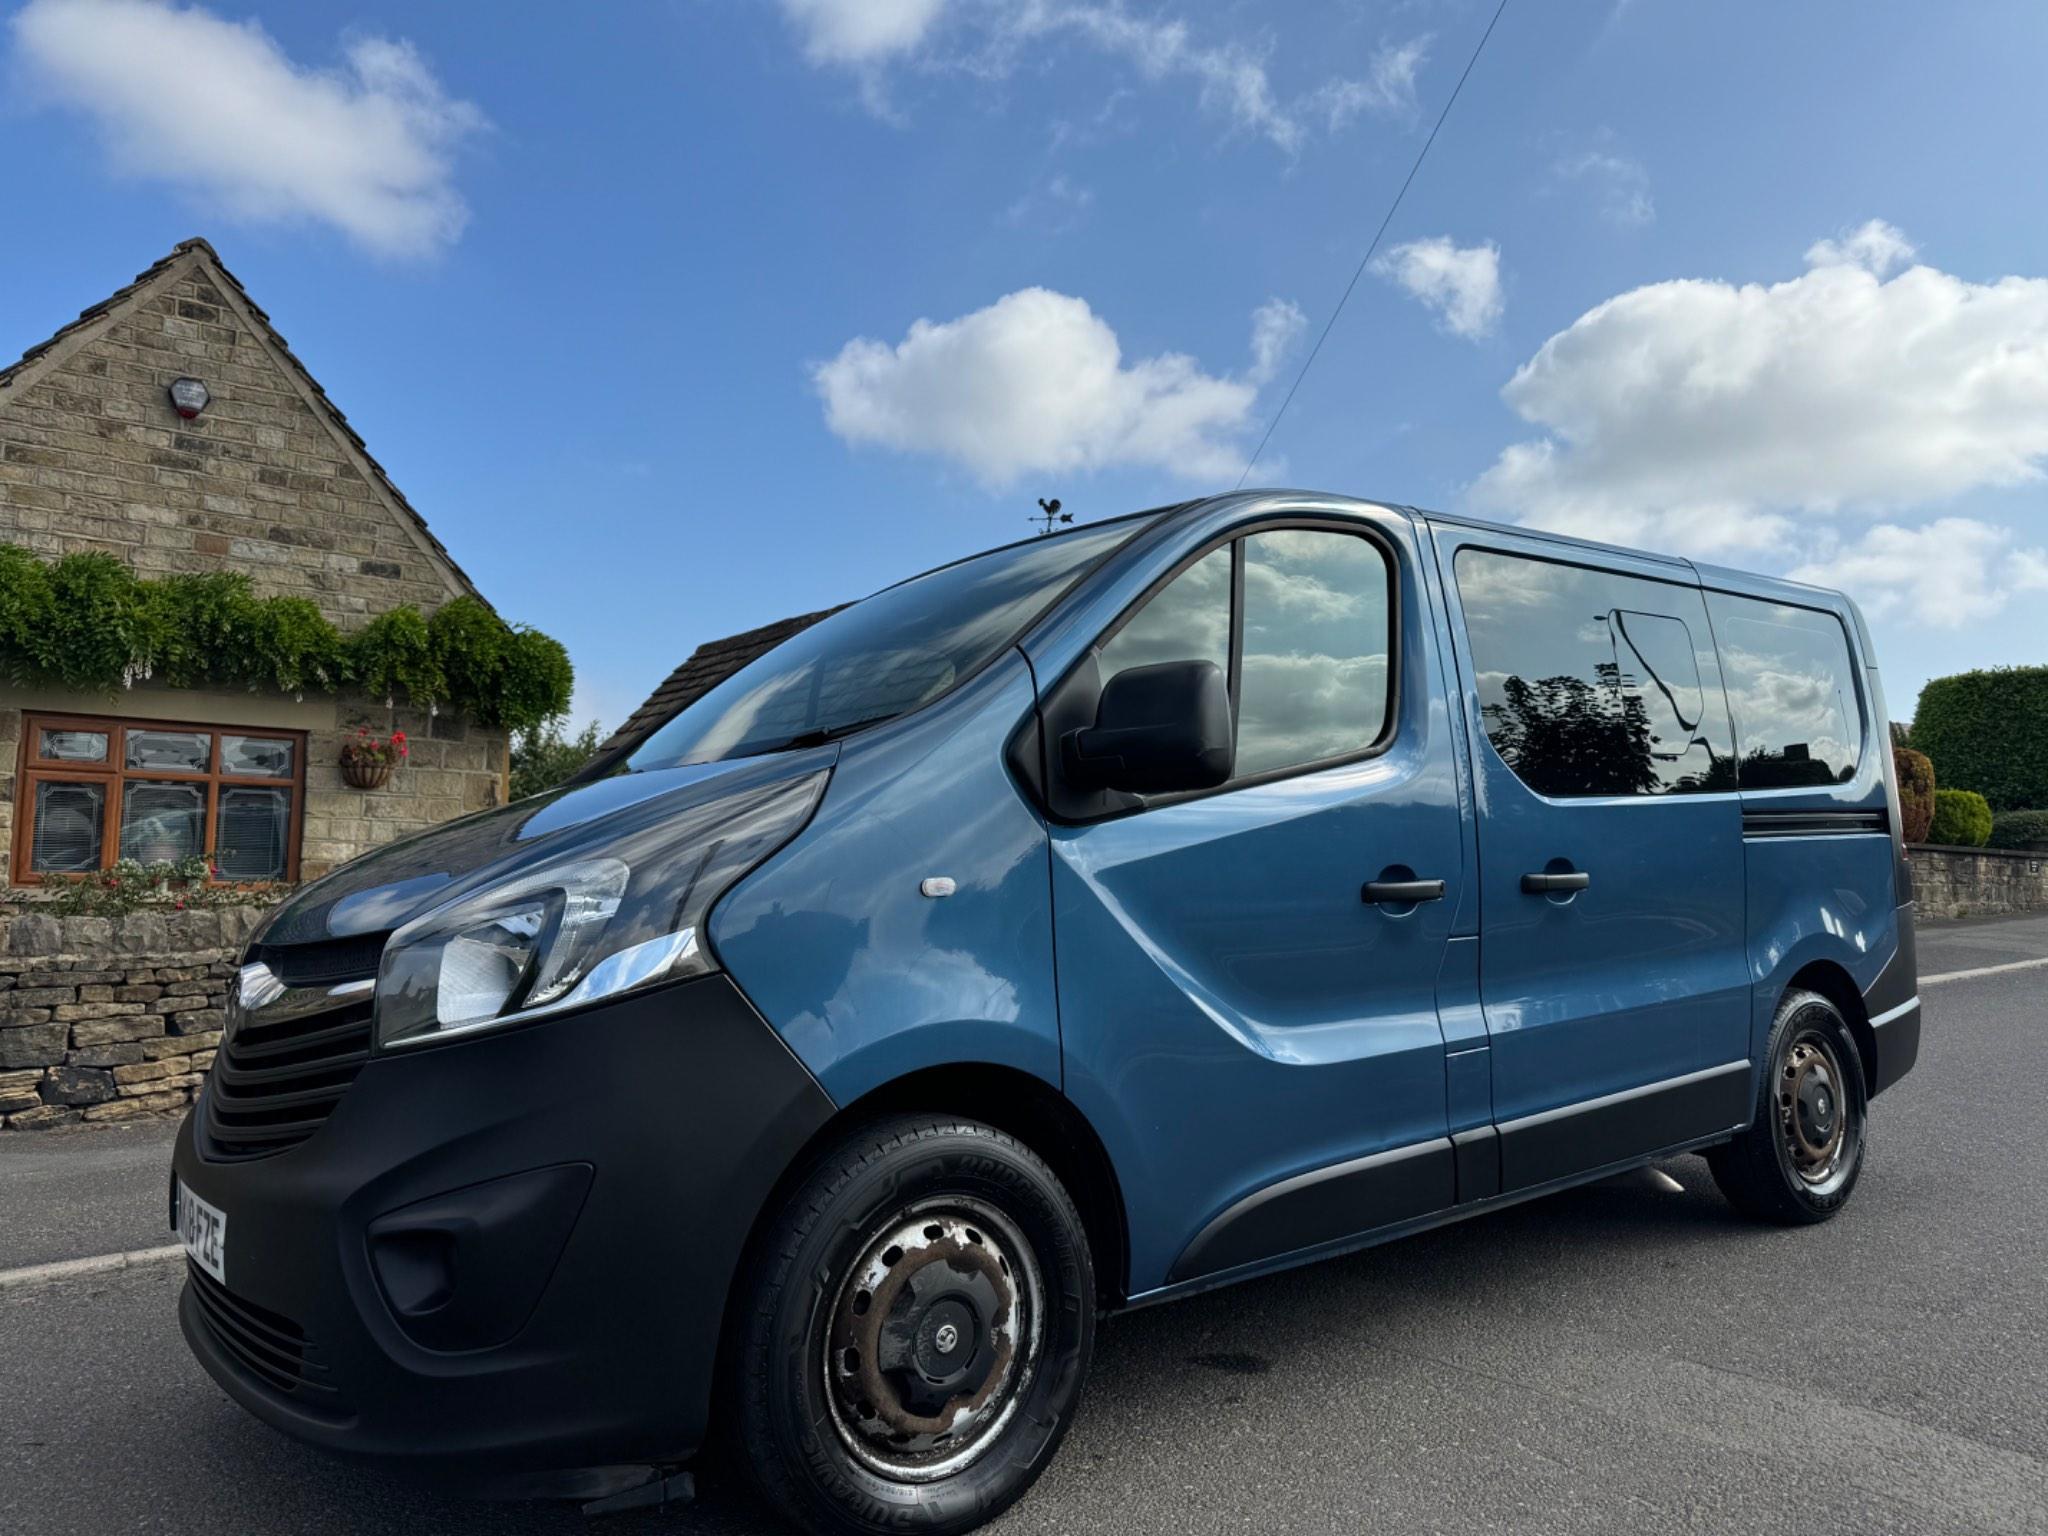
[1096,547,1232,687]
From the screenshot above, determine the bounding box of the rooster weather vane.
[1031,497,1073,536]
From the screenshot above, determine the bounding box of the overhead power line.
[1235,0,1514,491]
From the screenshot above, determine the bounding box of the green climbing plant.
[0,544,571,731]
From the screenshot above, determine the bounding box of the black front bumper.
[171,973,834,1492]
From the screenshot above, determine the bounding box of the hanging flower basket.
[341,756,393,790]
[340,727,407,790]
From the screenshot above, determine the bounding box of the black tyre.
[1708,988,1868,1224]
[728,1116,1096,1536]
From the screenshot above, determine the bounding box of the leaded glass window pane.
[39,728,108,763]
[31,781,105,873]
[221,736,294,779]
[125,730,211,773]
[216,787,291,880]
[119,781,206,864]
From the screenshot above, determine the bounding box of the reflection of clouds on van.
[1238,530,1391,777]
[1709,599,1863,786]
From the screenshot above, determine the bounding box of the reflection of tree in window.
[1482,663,1661,797]
[1458,550,1733,799]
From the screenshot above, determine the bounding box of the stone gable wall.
[0,255,460,623]
[0,906,267,1130]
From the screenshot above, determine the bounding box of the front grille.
[186,1261,350,1413]
[201,972,377,1162]
[247,933,391,988]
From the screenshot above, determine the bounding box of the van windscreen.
[628,519,1147,768]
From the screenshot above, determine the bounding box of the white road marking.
[1921,955,2048,986]
[0,1245,183,1291]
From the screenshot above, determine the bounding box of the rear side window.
[1095,527,1394,786]
[1456,549,1734,798]
[1707,593,1862,788]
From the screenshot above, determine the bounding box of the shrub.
[1893,747,1935,843]
[1928,788,1993,847]
[510,715,607,801]
[1911,666,2048,812]
[1988,809,2048,851]
[0,544,572,731]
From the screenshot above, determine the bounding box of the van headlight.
[374,772,826,1050]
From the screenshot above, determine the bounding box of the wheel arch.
[721,1062,1132,1332]
[1783,959,1876,1096]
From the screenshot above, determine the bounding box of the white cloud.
[813,289,1294,486]
[1552,150,1654,226]
[1805,218,1915,277]
[9,0,484,258]
[782,1,1424,152]
[1788,520,2048,629]
[1308,35,1431,129]
[780,0,947,65]
[1470,221,2048,622]
[1248,298,1306,386]
[1373,237,1503,339]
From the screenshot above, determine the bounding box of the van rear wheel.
[1708,989,1868,1224]
[728,1116,1095,1536]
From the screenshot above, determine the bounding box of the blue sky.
[4,0,2045,731]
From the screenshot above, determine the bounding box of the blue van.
[171,492,1920,1533]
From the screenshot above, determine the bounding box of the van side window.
[1456,549,1734,798]
[1236,530,1392,777]
[1097,547,1232,685]
[1707,594,1862,787]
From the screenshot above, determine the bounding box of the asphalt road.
[3,931,2044,1535]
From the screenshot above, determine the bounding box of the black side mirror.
[1062,659,1234,796]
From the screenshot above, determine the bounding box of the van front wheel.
[729,1116,1096,1536]
[1708,989,1868,1224]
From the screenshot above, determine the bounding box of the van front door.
[1433,528,1752,1192]
[1033,510,1468,1295]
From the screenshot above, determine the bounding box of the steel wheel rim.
[1777,1028,1854,1193]
[821,1195,1045,1483]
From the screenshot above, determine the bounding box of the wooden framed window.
[12,711,306,884]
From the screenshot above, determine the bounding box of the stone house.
[1,238,516,890]
[0,240,561,1129]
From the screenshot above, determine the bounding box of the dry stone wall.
[0,906,266,1129]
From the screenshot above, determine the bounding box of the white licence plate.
[177,1181,228,1285]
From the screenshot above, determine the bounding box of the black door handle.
[1362,878,1447,904]
[1521,871,1591,894]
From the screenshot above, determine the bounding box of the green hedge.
[1988,810,2048,851]
[0,545,571,732]
[1928,788,1993,848]
[1911,666,2048,812]
[1893,747,1935,844]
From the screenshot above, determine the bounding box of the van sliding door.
[1430,527,1752,1193]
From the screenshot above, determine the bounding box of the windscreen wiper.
[748,714,901,756]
